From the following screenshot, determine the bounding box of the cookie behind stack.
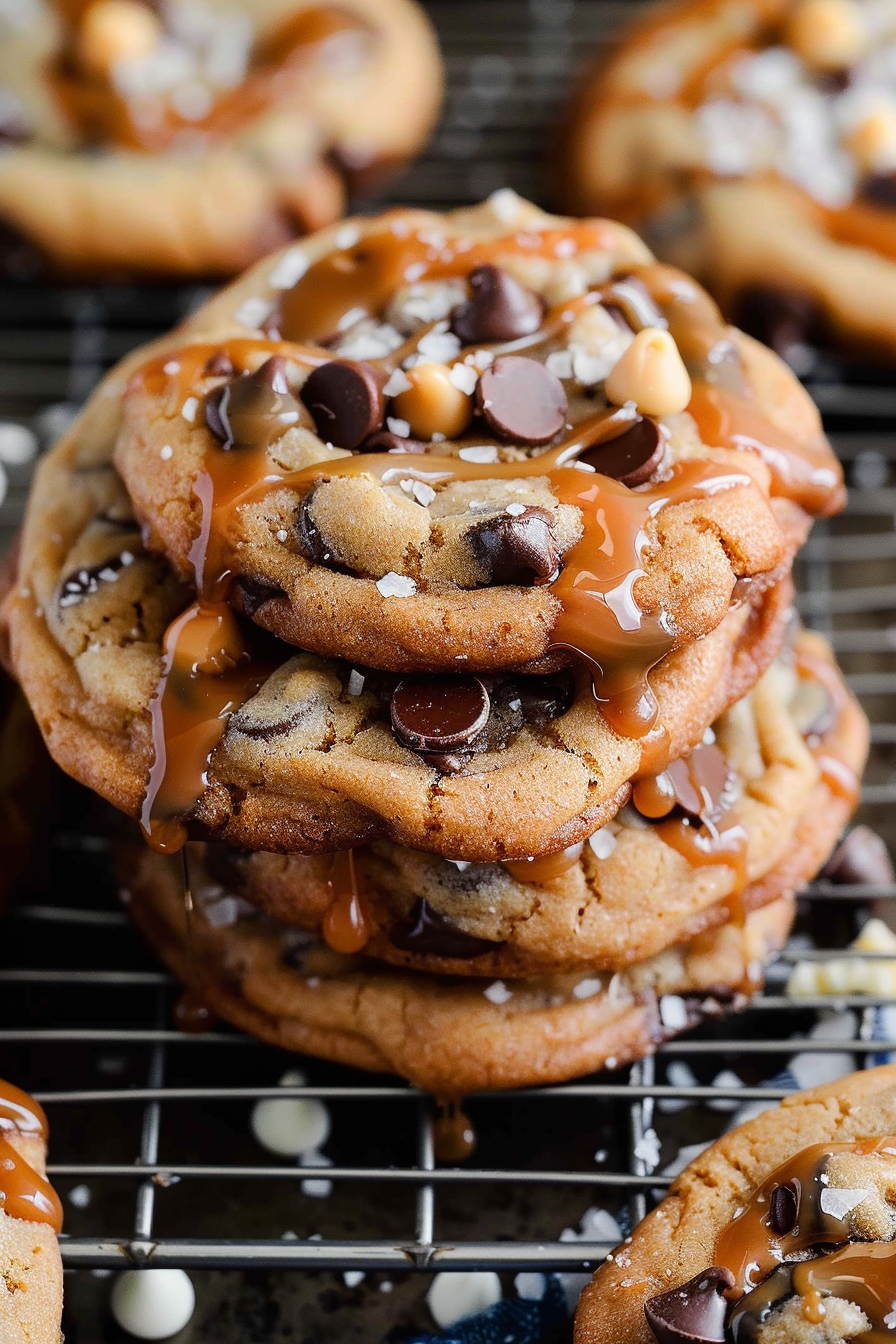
[2,192,866,1092]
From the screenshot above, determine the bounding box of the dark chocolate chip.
[391,675,490,752]
[644,1267,734,1344]
[300,359,385,450]
[57,552,135,609]
[861,173,896,209]
[450,264,545,345]
[363,430,429,454]
[475,355,567,445]
[580,417,665,487]
[468,506,559,585]
[510,672,575,723]
[204,350,235,378]
[232,575,287,616]
[768,1181,798,1237]
[821,825,896,886]
[389,899,500,958]
[600,276,667,333]
[663,742,736,826]
[734,286,821,366]
[204,356,304,450]
[295,493,335,566]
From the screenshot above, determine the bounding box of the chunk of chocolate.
[510,672,575,723]
[450,264,545,345]
[600,276,667,333]
[204,350,236,378]
[768,1181,799,1237]
[232,575,286,616]
[734,286,821,366]
[580,417,665,487]
[861,174,896,209]
[295,493,335,566]
[475,355,568,445]
[468,506,559,585]
[300,359,385,450]
[664,742,736,826]
[644,1267,734,1344]
[205,356,304,450]
[821,825,895,886]
[57,551,135,609]
[391,675,490,752]
[389,899,499,958]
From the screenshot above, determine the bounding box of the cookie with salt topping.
[559,0,896,363]
[112,194,840,715]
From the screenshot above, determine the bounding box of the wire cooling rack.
[1,0,896,1335]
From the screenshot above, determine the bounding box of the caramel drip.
[502,842,584,884]
[657,817,749,923]
[140,600,270,853]
[321,850,369,954]
[278,222,626,343]
[715,1136,896,1296]
[50,5,372,154]
[687,383,844,517]
[0,1080,62,1233]
[432,1098,477,1163]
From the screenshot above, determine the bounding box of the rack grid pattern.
[0,0,895,1291]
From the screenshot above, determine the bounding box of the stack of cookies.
[1,192,868,1097]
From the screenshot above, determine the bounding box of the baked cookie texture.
[120,838,796,1093]
[0,1081,63,1344]
[574,1064,896,1344]
[194,630,869,976]
[559,0,896,362]
[0,0,442,278]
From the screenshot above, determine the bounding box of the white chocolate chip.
[484,980,513,1004]
[605,328,692,418]
[0,422,37,465]
[573,977,602,1000]
[427,1272,502,1329]
[110,1269,195,1340]
[659,995,689,1030]
[250,1070,331,1157]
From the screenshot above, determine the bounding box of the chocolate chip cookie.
[0,1080,63,1344]
[575,1063,896,1344]
[559,0,896,363]
[0,0,442,278]
[2,324,799,858]
[112,194,841,734]
[193,629,868,976]
[120,837,796,1093]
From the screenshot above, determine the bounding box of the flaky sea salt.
[376,572,417,598]
[484,980,513,1004]
[449,363,478,394]
[459,445,499,464]
[588,829,617,860]
[268,247,309,289]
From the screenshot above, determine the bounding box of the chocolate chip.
[295,492,335,566]
[450,264,545,345]
[475,355,567,445]
[821,826,895,886]
[644,1267,734,1344]
[205,356,304,450]
[510,672,574,723]
[468,506,559,585]
[580,417,665,487]
[600,276,667,333]
[734,286,821,367]
[204,350,235,378]
[391,675,490,752]
[768,1181,798,1237]
[418,751,473,775]
[663,742,736,826]
[389,899,500,958]
[363,431,429,454]
[861,174,896,209]
[232,575,286,616]
[300,359,385,450]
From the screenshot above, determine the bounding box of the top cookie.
[0,0,442,278]
[560,0,896,361]
[574,1063,896,1344]
[114,194,842,733]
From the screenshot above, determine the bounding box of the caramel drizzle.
[49,4,372,154]
[0,1080,62,1233]
[502,842,584,884]
[133,225,842,847]
[321,849,370,953]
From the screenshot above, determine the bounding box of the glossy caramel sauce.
[0,1080,62,1233]
[130,223,842,848]
[49,5,373,154]
[432,1098,477,1163]
[321,849,370,953]
[502,841,584,883]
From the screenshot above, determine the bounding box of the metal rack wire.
[1,0,896,1334]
